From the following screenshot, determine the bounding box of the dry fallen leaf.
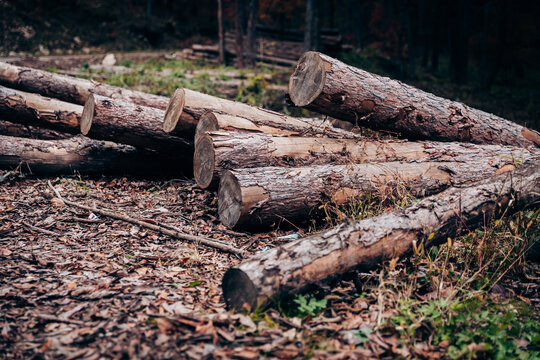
[50,197,65,207]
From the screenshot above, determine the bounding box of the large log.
[194,131,536,189]
[289,52,540,148]
[0,134,183,176]
[163,87,357,141]
[81,94,193,165]
[222,159,540,310]
[0,62,169,109]
[218,155,538,229]
[0,120,71,140]
[0,85,81,132]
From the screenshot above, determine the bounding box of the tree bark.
[81,94,193,166]
[0,119,71,140]
[222,159,540,310]
[234,0,245,69]
[217,154,537,229]
[289,52,540,148]
[217,0,226,64]
[0,62,169,109]
[194,131,538,189]
[0,85,81,132]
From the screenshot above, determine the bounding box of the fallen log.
[222,159,540,310]
[289,52,540,148]
[0,85,81,132]
[194,131,537,189]
[218,156,538,229]
[163,88,357,141]
[0,120,71,140]
[0,62,169,109]
[81,94,193,164]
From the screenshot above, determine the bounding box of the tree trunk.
[0,62,169,109]
[195,131,536,189]
[217,0,226,64]
[0,85,81,132]
[222,159,540,310]
[0,134,184,176]
[289,52,540,148]
[246,0,258,66]
[234,0,245,69]
[80,94,193,165]
[217,155,536,229]
[0,119,71,140]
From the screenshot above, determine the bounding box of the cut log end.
[218,171,243,228]
[163,88,185,133]
[80,94,95,135]
[289,51,326,107]
[193,134,215,189]
[195,111,219,143]
[222,268,258,311]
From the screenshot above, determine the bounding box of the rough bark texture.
[222,159,540,310]
[289,52,540,148]
[218,156,538,229]
[0,85,81,132]
[0,119,71,140]
[0,134,183,176]
[194,131,537,189]
[81,95,193,166]
[0,62,169,109]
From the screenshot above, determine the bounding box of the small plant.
[292,294,327,318]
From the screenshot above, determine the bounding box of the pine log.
[289,52,540,148]
[163,87,357,141]
[0,134,183,176]
[223,159,540,310]
[195,131,537,189]
[0,85,81,132]
[81,94,193,164]
[218,155,538,229]
[0,62,169,109]
[0,119,71,140]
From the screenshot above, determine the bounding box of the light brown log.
[218,154,538,229]
[289,52,540,148]
[0,85,81,132]
[0,120,71,140]
[0,134,183,176]
[222,159,540,310]
[163,87,357,141]
[81,95,193,167]
[0,62,169,109]
[194,131,538,189]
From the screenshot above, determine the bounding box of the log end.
[289,51,326,107]
[218,170,242,228]
[163,88,185,133]
[222,268,258,311]
[195,111,219,144]
[193,134,215,189]
[80,94,95,135]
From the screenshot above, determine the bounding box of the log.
[218,155,538,229]
[289,52,540,148]
[0,62,169,109]
[222,159,540,310]
[163,88,357,141]
[194,131,538,189]
[81,94,193,165]
[0,134,183,176]
[0,120,71,140]
[0,85,81,132]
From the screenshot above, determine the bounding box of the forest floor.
[0,54,539,359]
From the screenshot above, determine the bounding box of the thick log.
[222,159,540,310]
[289,52,540,148]
[81,94,193,165]
[0,120,71,140]
[194,131,538,189]
[218,155,538,229]
[0,134,183,176]
[0,62,169,109]
[163,88,357,141]
[0,85,81,132]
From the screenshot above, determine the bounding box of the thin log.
[289,52,540,148]
[222,159,540,310]
[0,120,71,140]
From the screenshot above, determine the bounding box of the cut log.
[0,62,169,109]
[0,85,81,132]
[163,87,357,141]
[0,134,184,176]
[194,131,538,189]
[81,94,193,165]
[289,52,540,148]
[0,120,71,140]
[218,155,538,229]
[222,159,540,310]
